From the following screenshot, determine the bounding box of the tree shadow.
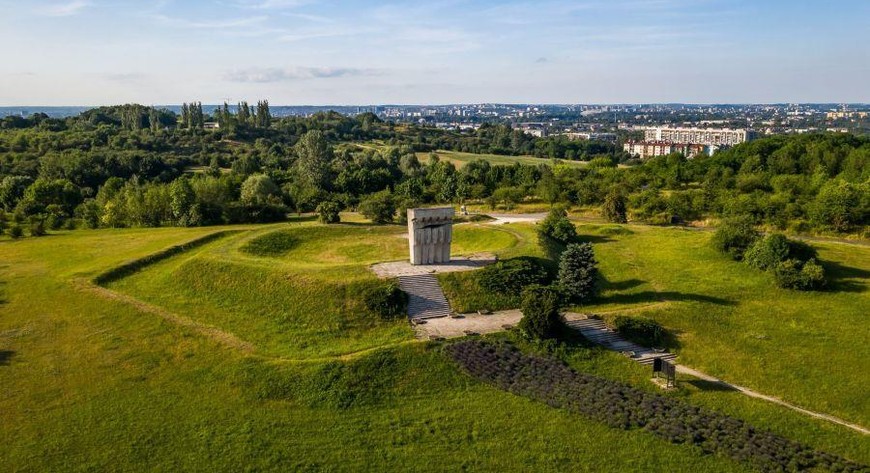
[576,234,615,244]
[686,379,738,392]
[0,351,14,366]
[336,221,401,227]
[287,214,318,223]
[819,260,870,293]
[599,277,645,292]
[597,291,736,306]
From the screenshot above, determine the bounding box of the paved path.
[371,254,495,278]
[486,212,546,225]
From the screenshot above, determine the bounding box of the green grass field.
[417,149,587,168]
[1,219,868,471]
[441,222,870,428]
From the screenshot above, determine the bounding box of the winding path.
[416,309,870,435]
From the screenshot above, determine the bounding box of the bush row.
[612,315,665,347]
[92,230,239,285]
[478,257,550,294]
[713,218,827,290]
[447,340,866,473]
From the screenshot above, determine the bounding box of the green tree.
[602,190,627,223]
[810,180,864,232]
[359,190,396,224]
[240,174,281,206]
[558,243,598,303]
[518,285,563,340]
[170,179,196,226]
[537,206,578,260]
[294,130,332,191]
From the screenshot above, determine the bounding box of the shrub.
[8,225,23,239]
[537,206,577,260]
[602,190,627,223]
[316,201,341,224]
[557,243,598,303]
[518,285,563,339]
[478,257,549,294]
[774,258,826,291]
[743,233,791,270]
[711,216,759,260]
[359,190,396,224]
[447,340,866,473]
[29,220,46,237]
[363,280,407,319]
[612,315,664,347]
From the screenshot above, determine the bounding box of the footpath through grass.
[441,222,870,430]
[1,222,868,471]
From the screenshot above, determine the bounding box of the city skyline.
[1,0,868,106]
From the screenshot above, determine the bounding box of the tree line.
[0,104,867,238]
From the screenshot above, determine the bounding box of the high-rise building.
[643,127,753,146]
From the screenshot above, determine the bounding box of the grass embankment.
[441,222,870,430]
[106,222,517,360]
[0,224,752,471]
[1,222,867,470]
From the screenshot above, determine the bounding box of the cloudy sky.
[1,0,868,105]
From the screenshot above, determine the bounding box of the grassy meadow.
[417,149,587,169]
[1,218,868,471]
[441,222,870,429]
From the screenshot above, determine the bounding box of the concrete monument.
[407,207,454,265]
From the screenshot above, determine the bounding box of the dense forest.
[0,104,867,237]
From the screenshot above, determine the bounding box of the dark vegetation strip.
[447,340,868,473]
[92,230,240,285]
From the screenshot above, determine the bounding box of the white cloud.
[151,14,268,29]
[235,0,314,10]
[38,0,92,17]
[223,66,374,83]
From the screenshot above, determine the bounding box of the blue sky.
[1,0,868,105]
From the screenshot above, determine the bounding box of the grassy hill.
[1,220,867,471]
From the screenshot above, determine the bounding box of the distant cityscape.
[2,103,868,159]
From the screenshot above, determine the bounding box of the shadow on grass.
[599,278,645,292]
[687,379,738,392]
[287,215,318,223]
[577,234,615,244]
[336,221,401,227]
[597,291,736,307]
[0,350,14,366]
[820,260,870,293]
